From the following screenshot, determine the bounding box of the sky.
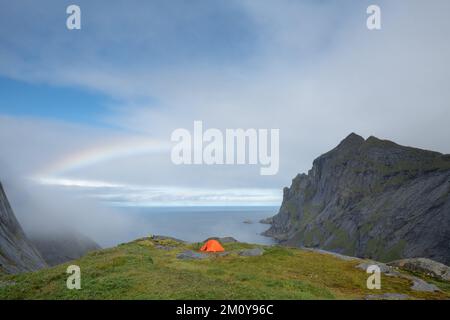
[0,1,449,243]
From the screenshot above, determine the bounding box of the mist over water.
[1,174,278,248]
[111,206,277,246]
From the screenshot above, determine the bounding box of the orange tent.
[200,239,225,252]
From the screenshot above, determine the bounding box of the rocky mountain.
[264,133,450,264]
[0,182,47,273]
[30,231,101,266]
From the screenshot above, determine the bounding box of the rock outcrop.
[0,182,47,273]
[264,133,450,264]
[176,250,208,260]
[239,247,264,256]
[388,258,450,281]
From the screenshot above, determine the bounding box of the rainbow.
[35,136,171,178]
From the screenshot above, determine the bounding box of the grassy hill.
[1,237,449,300]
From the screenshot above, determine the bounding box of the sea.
[114,206,278,245]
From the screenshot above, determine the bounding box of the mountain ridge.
[264,133,450,264]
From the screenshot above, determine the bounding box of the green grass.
[0,237,449,300]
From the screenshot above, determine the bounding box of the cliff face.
[264,134,450,264]
[0,182,47,273]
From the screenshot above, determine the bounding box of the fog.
[1,174,139,247]
[0,1,449,245]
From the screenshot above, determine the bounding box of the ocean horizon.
[112,206,278,246]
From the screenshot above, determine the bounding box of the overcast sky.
[0,0,449,211]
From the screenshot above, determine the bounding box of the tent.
[200,239,224,252]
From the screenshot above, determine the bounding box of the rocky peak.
[311,134,449,191]
[264,134,450,265]
[336,132,365,150]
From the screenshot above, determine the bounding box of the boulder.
[356,261,398,275]
[410,278,440,292]
[176,250,208,260]
[388,258,450,282]
[355,260,440,292]
[239,248,264,257]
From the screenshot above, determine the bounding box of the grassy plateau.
[0,237,449,300]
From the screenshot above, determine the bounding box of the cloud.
[35,177,282,206]
[1,175,136,247]
[102,0,450,179]
[1,0,449,183]
[0,1,449,244]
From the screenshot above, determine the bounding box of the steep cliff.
[0,182,47,273]
[264,133,450,264]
